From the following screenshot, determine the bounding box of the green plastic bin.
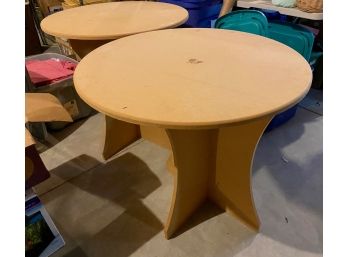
[215,11,315,131]
[215,10,269,36]
[268,21,314,61]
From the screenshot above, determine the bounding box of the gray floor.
[34,102,323,257]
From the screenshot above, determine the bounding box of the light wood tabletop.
[74,28,312,129]
[40,1,189,40]
[74,28,312,239]
[40,1,190,162]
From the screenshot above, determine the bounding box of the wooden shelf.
[237,0,323,20]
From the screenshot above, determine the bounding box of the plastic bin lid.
[268,21,314,61]
[25,53,78,64]
[215,10,269,37]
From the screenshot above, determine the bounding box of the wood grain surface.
[41,1,188,40]
[74,28,312,129]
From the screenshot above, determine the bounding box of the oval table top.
[40,1,189,40]
[74,28,312,129]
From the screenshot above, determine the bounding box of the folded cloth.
[25,58,77,87]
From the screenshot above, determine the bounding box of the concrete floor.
[34,103,323,257]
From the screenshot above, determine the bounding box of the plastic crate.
[25,53,95,130]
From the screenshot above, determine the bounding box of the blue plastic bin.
[265,105,298,132]
[160,0,223,27]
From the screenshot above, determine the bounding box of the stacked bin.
[160,0,223,28]
[25,53,95,133]
[265,21,314,131]
[215,11,314,131]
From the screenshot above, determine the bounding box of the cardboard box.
[37,0,63,17]
[25,93,72,189]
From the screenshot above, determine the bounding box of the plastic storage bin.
[265,21,314,131]
[266,22,314,131]
[268,21,314,61]
[265,105,298,132]
[215,11,315,131]
[215,10,268,36]
[160,0,223,28]
[25,53,95,130]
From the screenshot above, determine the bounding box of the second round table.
[41,1,189,58]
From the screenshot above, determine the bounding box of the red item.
[25,59,77,87]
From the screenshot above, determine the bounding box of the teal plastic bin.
[265,21,314,131]
[268,21,314,61]
[215,10,268,36]
[215,11,315,131]
[215,12,314,60]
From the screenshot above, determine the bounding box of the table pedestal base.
[70,39,116,59]
[102,120,172,159]
[102,115,272,238]
[164,115,272,238]
[103,116,140,159]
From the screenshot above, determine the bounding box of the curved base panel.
[100,114,272,239]
[164,129,217,238]
[102,116,140,160]
[69,39,114,59]
[164,115,272,238]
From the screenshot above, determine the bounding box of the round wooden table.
[74,28,312,239]
[41,1,188,160]
[41,1,189,58]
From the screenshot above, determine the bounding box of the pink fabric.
[26,59,77,87]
